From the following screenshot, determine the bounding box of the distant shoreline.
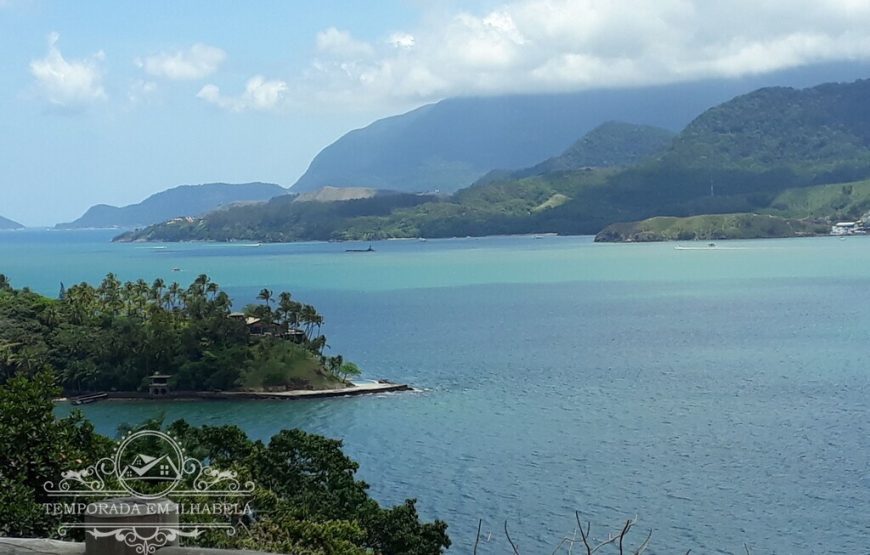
[58,381,412,404]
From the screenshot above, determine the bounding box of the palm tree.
[299,304,323,341]
[151,278,165,303]
[258,288,274,307]
[276,292,300,325]
[206,282,220,300]
[165,282,182,310]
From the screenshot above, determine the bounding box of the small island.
[594,213,830,242]
[0,273,405,399]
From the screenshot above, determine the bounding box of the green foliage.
[0,378,450,554]
[595,213,829,242]
[764,178,870,221]
[0,273,344,393]
[116,193,438,243]
[243,341,333,390]
[0,372,112,538]
[337,362,361,380]
[513,121,675,177]
[174,426,451,555]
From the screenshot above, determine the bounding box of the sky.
[3,0,870,226]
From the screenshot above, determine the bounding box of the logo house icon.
[115,430,186,498]
[120,453,181,483]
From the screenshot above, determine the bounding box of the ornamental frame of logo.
[43,429,256,554]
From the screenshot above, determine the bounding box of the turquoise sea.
[3,230,868,553]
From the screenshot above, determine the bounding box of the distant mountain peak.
[57,182,288,229]
[0,215,23,230]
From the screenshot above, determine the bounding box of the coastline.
[60,381,412,404]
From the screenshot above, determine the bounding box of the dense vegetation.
[0,373,450,554]
[594,178,870,241]
[0,273,351,393]
[594,213,829,242]
[115,193,439,242]
[480,121,675,182]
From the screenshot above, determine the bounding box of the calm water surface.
[2,229,868,553]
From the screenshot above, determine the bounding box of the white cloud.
[301,0,870,107]
[137,43,225,80]
[127,79,158,104]
[29,32,106,108]
[316,27,375,59]
[388,32,416,49]
[197,75,289,112]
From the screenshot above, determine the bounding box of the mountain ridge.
[57,182,287,229]
[117,76,870,243]
[291,63,870,194]
[0,215,23,230]
[475,122,675,185]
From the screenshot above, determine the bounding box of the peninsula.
[0,273,401,398]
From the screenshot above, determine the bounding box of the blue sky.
[3,0,870,225]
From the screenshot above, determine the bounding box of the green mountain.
[479,122,675,184]
[667,80,870,173]
[0,215,23,230]
[117,78,870,243]
[114,190,436,242]
[291,65,870,195]
[57,182,287,229]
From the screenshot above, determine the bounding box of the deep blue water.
[2,230,868,553]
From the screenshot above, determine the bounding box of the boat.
[345,244,375,253]
[674,243,718,250]
[71,392,107,405]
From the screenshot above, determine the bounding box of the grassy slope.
[765,178,870,220]
[595,213,828,242]
[595,178,870,242]
[242,342,341,391]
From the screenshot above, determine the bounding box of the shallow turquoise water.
[3,230,869,553]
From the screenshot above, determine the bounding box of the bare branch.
[618,519,633,555]
[575,511,592,555]
[591,534,621,553]
[505,520,520,555]
[633,529,653,555]
[551,537,572,554]
[473,519,482,555]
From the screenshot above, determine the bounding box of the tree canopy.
[0,373,450,554]
[0,273,346,393]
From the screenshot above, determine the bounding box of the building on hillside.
[147,373,171,396]
[831,221,865,235]
[230,312,305,341]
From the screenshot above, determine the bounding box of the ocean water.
[3,230,869,553]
